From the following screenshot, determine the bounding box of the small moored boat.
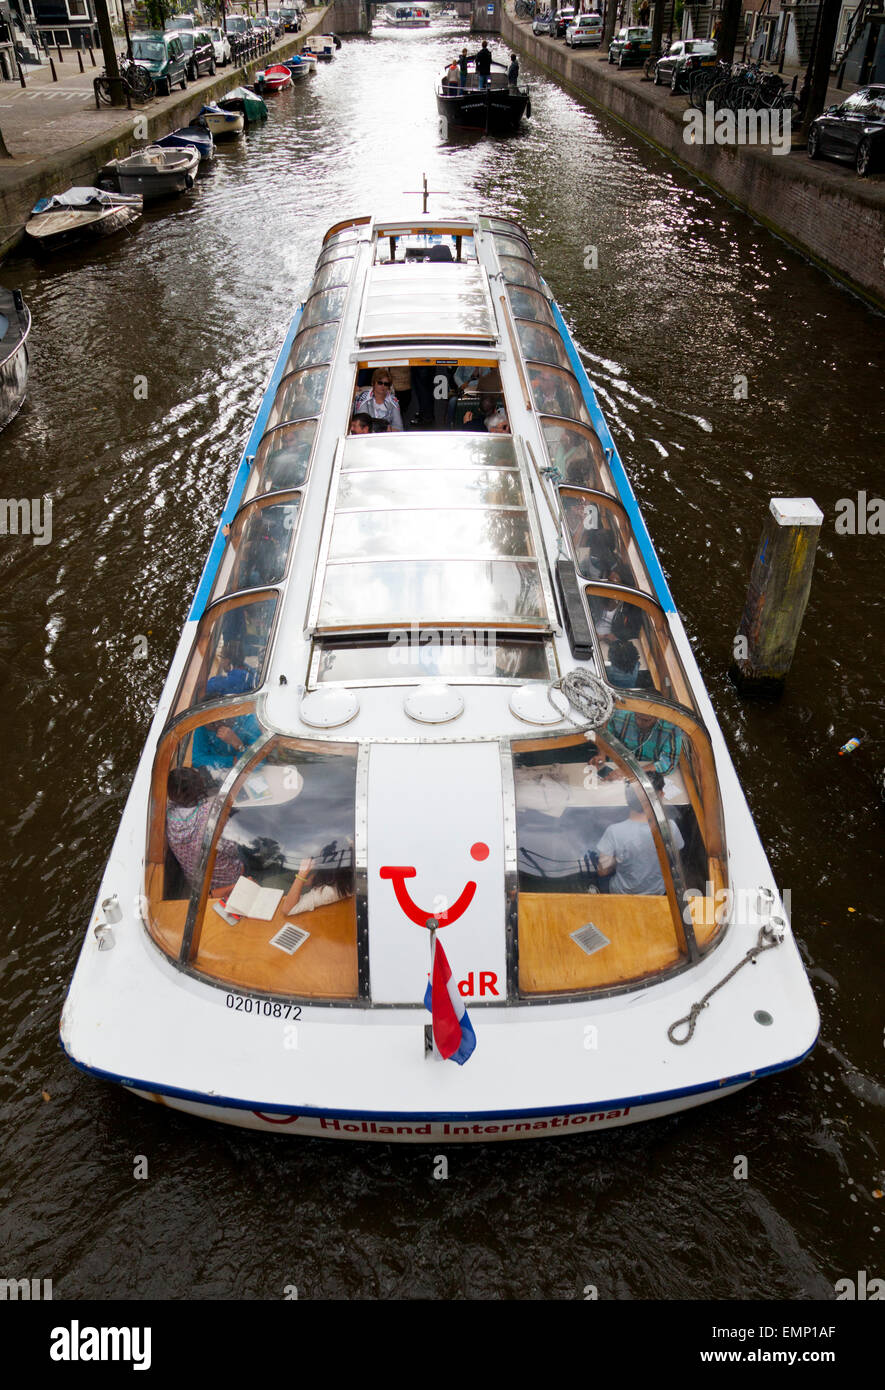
[285,52,316,74]
[437,68,531,133]
[100,146,200,201]
[255,63,293,92]
[155,124,216,162]
[217,87,268,123]
[304,34,337,59]
[281,56,310,79]
[0,287,31,432]
[25,186,143,251]
[200,102,246,137]
[61,213,818,1143]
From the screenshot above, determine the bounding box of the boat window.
[316,244,358,272]
[504,283,556,327]
[247,420,316,499]
[314,634,553,683]
[172,594,277,719]
[193,739,359,998]
[561,489,651,594]
[211,495,300,600]
[309,257,354,294]
[528,364,591,425]
[516,320,571,369]
[145,705,263,957]
[493,232,534,263]
[585,587,696,710]
[513,734,691,995]
[267,366,329,429]
[498,256,544,291]
[341,430,517,472]
[318,559,546,631]
[482,215,532,240]
[323,226,363,248]
[300,286,347,331]
[373,230,477,264]
[329,509,535,562]
[541,419,616,494]
[338,466,523,510]
[286,322,339,372]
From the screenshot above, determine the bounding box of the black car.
[553,7,576,38]
[808,86,885,176]
[653,38,717,93]
[171,28,216,80]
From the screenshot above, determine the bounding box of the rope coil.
[548,669,613,730]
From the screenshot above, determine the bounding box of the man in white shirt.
[596,786,683,895]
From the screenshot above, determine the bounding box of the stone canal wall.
[501,9,885,311]
[0,9,332,260]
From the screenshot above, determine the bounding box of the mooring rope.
[548,669,613,729]
[667,924,784,1045]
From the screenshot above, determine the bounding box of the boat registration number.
[226,992,302,1021]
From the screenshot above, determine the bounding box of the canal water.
[2,23,883,1300]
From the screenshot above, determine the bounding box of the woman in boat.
[166,767,244,891]
[354,369,403,431]
[281,855,349,916]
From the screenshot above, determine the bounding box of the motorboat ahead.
[217,87,268,123]
[199,103,246,138]
[25,186,143,251]
[155,124,216,162]
[60,212,818,1143]
[0,287,31,432]
[256,63,293,92]
[304,34,338,59]
[437,69,531,133]
[101,146,200,201]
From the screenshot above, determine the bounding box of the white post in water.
[729,497,824,697]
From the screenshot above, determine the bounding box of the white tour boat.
[61,213,818,1142]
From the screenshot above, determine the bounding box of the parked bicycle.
[95,56,155,107]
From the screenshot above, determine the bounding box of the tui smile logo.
[380,842,489,927]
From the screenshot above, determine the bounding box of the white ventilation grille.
[570,922,609,957]
[270,924,311,955]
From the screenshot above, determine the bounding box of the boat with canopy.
[61,213,818,1141]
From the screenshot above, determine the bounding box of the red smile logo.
[380,842,489,927]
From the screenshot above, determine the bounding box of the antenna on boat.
[403,174,446,214]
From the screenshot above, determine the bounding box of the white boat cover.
[32,186,141,214]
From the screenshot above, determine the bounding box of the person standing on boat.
[508,53,519,89]
[470,40,493,90]
[354,369,403,431]
[458,47,469,89]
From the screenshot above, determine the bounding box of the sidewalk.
[0,8,330,257]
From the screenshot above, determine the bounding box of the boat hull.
[203,110,245,136]
[0,290,30,432]
[437,88,529,133]
[25,203,142,251]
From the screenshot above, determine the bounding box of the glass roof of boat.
[358,263,495,344]
[312,434,551,633]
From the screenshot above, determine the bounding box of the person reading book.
[281,856,348,916]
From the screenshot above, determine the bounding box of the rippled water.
[1,25,883,1300]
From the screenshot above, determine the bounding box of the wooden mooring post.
[729,497,824,697]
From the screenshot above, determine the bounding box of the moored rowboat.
[25,186,143,250]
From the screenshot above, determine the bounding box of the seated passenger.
[166,766,244,892]
[596,786,683,895]
[461,394,498,430]
[485,407,510,434]
[354,369,403,431]
[281,855,350,916]
[350,412,373,435]
[601,709,683,775]
[606,639,641,689]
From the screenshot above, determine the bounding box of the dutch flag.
[424,935,476,1065]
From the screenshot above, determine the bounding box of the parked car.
[532,10,553,35]
[131,30,188,95]
[280,7,302,30]
[169,27,216,80]
[653,39,717,93]
[164,13,194,30]
[566,13,603,46]
[608,25,652,67]
[267,10,286,37]
[225,15,256,38]
[807,86,885,176]
[553,7,576,38]
[252,15,276,42]
[206,25,231,67]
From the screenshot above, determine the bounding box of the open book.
[223,875,284,922]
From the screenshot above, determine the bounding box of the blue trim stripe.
[60,1032,817,1123]
[549,298,677,614]
[187,308,304,623]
